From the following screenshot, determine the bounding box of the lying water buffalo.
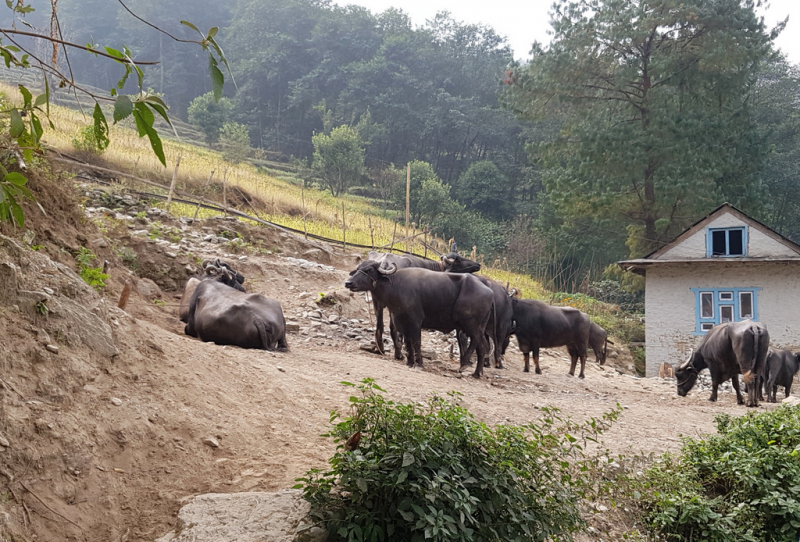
[345,260,494,377]
[366,251,480,358]
[510,298,591,378]
[184,265,288,351]
[675,320,769,407]
[589,322,612,365]
[179,259,246,322]
[764,348,800,403]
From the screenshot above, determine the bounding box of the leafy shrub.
[220,121,251,164]
[75,247,108,291]
[296,379,621,542]
[71,125,106,155]
[632,407,800,541]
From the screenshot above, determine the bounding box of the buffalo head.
[345,260,395,292]
[204,259,246,292]
[675,351,699,397]
[440,252,480,273]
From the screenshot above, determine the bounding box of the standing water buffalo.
[511,298,591,378]
[183,264,288,351]
[675,320,769,407]
[589,322,612,365]
[764,349,800,403]
[344,260,494,378]
[366,251,480,358]
[457,277,515,369]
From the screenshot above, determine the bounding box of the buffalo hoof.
[579,374,585,379]
[471,372,482,379]
[394,353,404,361]
[535,368,542,375]
[523,368,530,373]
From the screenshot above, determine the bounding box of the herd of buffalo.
[177,254,798,408]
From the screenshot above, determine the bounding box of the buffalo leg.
[523,352,531,373]
[709,380,720,402]
[373,300,385,355]
[730,377,745,405]
[460,332,479,371]
[389,318,403,360]
[578,354,586,379]
[456,331,472,367]
[568,351,578,377]
[786,382,792,400]
[532,349,542,374]
[405,327,423,368]
[471,334,489,379]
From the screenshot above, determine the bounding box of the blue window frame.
[706,227,747,257]
[690,287,761,335]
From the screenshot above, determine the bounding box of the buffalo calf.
[764,349,800,403]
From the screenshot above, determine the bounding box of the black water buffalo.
[457,277,514,369]
[179,259,246,322]
[589,322,612,365]
[764,349,800,403]
[675,320,769,407]
[184,266,288,351]
[366,251,480,358]
[345,260,494,378]
[511,298,591,378]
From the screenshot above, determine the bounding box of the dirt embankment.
[0,168,771,542]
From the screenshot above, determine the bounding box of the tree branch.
[0,28,158,65]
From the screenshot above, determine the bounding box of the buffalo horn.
[377,262,398,275]
[202,259,215,269]
[508,288,518,298]
[446,257,455,264]
[205,266,219,275]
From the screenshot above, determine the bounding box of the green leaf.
[5,173,27,187]
[356,478,367,492]
[397,470,408,484]
[402,452,415,467]
[0,186,6,205]
[92,103,110,151]
[34,93,47,108]
[113,95,133,124]
[9,200,23,228]
[209,55,224,102]
[30,113,43,142]
[132,109,166,167]
[206,27,219,39]
[18,84,32,108]
[9,109,24,138]
[180,20,201,33]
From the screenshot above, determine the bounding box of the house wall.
[645,261,800,377]
[656,211,797,260]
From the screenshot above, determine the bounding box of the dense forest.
[3,0,799,294]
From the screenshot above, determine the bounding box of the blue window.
[690,287,760,334]
[706,227,747,257]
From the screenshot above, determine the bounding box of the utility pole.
[405,162,410,252]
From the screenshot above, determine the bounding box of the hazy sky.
[339,0,799,64]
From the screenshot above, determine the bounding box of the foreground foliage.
[634,406,800,541]
[297,379,621,542]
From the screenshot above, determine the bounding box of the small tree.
[455,161,511,221]
[188,92,235,145]
[219,122,251,164]
[311,126,365,196]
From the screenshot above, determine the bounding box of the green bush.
[296,379,621,542]
[633,407,800,541]
[75,247,108,291]
[71,125,106,155]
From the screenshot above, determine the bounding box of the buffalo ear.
[348,270,356,276]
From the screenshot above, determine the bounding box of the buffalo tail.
[254,319,274,351]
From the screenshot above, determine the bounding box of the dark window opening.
[712,230,727,255]
[728,229,743,255]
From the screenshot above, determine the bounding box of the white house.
[618,203,800,377]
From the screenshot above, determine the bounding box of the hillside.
[0,159,777,541]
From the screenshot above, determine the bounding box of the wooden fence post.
[341,200,346,250]
[222,167,228,215]
[301,182,308,240]
[165,154,182,213]
[192,169,215,221]
[405,163,410,252]
[391,219,398,254]
[368,216,374,249]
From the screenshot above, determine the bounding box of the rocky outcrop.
[154,489,327,542]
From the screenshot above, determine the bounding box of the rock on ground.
[155,489,326,542]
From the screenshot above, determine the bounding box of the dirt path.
[0,199,777,542]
